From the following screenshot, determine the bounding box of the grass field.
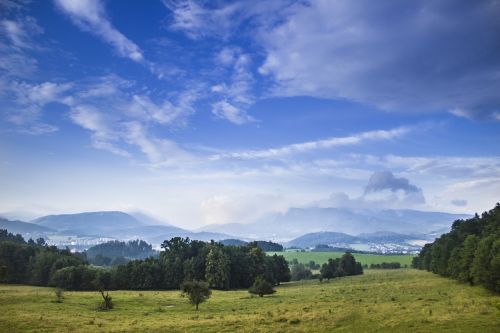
[267,251,415,267]
[0,270,498,333]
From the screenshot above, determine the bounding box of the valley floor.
[0,270,498,333]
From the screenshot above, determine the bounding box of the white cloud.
[211,100,255,125]
[162,0,293,40]
[258,0,500,119]
[200,193,288,225]
[451,199,467,207]
[211,47,257,124]
[54,0,144,62]
[123,121,191,165]
[1,80,72,132]
[69,104,130,157]
[1,16,42,49]
[163,0,241,39]
[214,127,409,160]
[0,15,42,77]
[129,91,197,126]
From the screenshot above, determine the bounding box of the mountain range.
[199,207,470,241]
[0,207,470,249]
[1,211,233,246]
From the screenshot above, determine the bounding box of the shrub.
[249,276,276,297]
[97,290,113,311]
[54,288,64,303]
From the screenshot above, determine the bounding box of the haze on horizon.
[1,0,499,229]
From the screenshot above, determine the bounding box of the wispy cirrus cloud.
[213,127,410,160]
[162,0,240,39]
[3,74,198,163]
[0,8,42,77]
[69,104,130,157]
[210,47,257,125]
[1,80,72,133]
[54,0,144,63]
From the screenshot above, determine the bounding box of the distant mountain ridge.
[32,211,143,235]
[200,207,471,241]
[1,208,471,250]
[28,211,234,246]
[0,217,55,237]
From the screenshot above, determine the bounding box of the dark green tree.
[458,235,479,285]
[471,235,495,288]
[320,259,336,281]
[180,280,211,310]
[205,246,230,290]
[271,254,291,284]
[291,263,312,281]
[249,276,276,297]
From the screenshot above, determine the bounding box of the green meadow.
[267,251,414,267]
[0,269,498,333]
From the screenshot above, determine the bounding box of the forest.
[412,203,500,292]
[0,234,291,291]
[0,230,368,293]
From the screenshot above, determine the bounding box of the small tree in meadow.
[54,288,64,303]
[94,270,114,310]
[98,290,114,310]
[249,276,276,297]
[181,280,211,311]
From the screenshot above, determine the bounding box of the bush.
[249,276,276,297]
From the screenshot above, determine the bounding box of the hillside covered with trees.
[412,204,500,292]
[85,240,158,266]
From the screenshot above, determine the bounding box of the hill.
[0,218,55,237]
[219,238,248,246]
[286,231,358,248]
[32,211,143,236]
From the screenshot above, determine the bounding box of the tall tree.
[205,246,230,290]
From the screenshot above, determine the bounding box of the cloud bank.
[258,0,500,120]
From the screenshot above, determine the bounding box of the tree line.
[0,233,290,292]
[0,230,85,285]
[370,262,401,269]
[286,253,364,281]
[412,203,499,292]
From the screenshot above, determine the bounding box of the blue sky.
[1,0,499,228]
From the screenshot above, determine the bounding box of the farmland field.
[0,269,498,333]
[267,251,414,267]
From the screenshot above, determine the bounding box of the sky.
[1,0,499,228]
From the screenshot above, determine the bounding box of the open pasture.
[0,269,498,332]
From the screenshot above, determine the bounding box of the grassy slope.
[0,270,498,333]
[267,251,415,266]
